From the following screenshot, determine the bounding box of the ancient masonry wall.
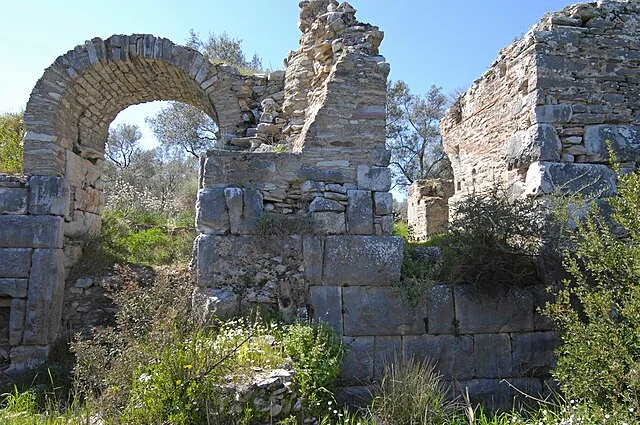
[1,0,565,407]
[441,0,640,206]
[407,179,454,242]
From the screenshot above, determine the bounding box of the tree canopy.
[0,110,25,174]
[386,81,452,191]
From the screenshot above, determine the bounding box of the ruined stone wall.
[442,0,640,205]
[407,179,454,242]
[0,175,66,370]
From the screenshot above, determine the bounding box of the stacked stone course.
[442,0,640,206]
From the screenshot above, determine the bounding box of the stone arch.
[21,34,265,250]
[24,34,253,178]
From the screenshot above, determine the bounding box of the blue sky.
[0,0,577,147]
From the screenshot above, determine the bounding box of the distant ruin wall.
[407,179,454,242]
[442,0,640,205]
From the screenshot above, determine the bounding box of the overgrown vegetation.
[0,110,24,174]
[545,163,640,413]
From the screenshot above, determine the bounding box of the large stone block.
[224,188,263,235]
[451,378,543,412]
[404,334,474,380]
[473,333,513,378]
[373,192,393,215]
[310,286,342,335]
[373,335,402,379]
[196,188,229,235]
[23,248,65,345]
[0,187,27,214]
[0,249,32,278]
[427,285,455,334]
[525,161,617,197]
[511,331,561,377]
[340,336,374,383]
[323,236,403,285]
[0,279,28,298]
[584,124,640,162]
[504,124,562,169]
[9,298,26,345]
[343,286,426,336]
[311,211,346,234]
[454,285,534,334]
[303,236,323,285]
[346,190,373,234]
[0,216,63,248]
[28,176,69,216]
[357,165,391,191]
[532,104,573,124]
[191,286,239,324]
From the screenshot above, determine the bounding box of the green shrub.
[100,207,195,266]
[371,356,459,425]
[0,111,24,174]
[436,184,549,291]
[282,323,345,411]
[545,166,640,412]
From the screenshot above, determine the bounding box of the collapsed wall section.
[442,0,640,205]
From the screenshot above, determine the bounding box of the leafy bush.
[371,356,459,425]
[0,111,24,174]
[436,184,550,291]
[282,323,345,411]
[545,166,640,412]
[100,208,195,266]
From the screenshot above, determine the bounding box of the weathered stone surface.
[512,331,561,377]
[346,190,373,234]
[195,189,229,235]
[525,162,617,197]
[455,285,534,334]
[343,286,426,336]
[407,179,454,242]
[532,104,573,124]
[427,284,455,335]
[584,124,640,162]
[0,249,32,278]
[309,286,342,335]
[23,249,65,345]
[308,197,345,212]
[357,165,391,191]
[0,216,63,248]
[373,192,392,215]
[0,279,28,298]
[451,378,543,412]
[504,124,562,169]
[192,286,239,323]
[404,335,474,380]
[28,176,69,216]
[0,188,27,214]
[371,149,391,167]
[8,345,49,374]
[340,336,374,383]
[224,188,263,234]
[474,333,512,378]
[303,236,323,286]
[9,298,26,345]
[323,236,403,285]
[373,335,402,379]
[311,211,346,234]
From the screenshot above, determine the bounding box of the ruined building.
[1,0,638,409]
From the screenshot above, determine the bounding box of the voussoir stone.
[322,236,403,285]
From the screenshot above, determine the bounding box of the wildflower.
[138,373,151,382]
